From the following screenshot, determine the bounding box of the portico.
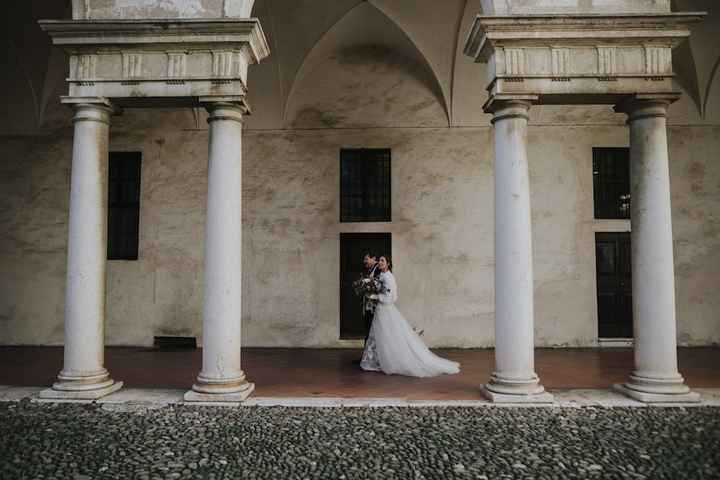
[37,9,269,401]
[0,0,713,405]
[464,7,704,402]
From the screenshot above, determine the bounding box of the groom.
[361,252,380,344]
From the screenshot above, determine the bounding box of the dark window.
[108,152,141,260]
[340,149,391,222]
[593,148,630,219]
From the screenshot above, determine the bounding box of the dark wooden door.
[340,233,391,339]
[596,232,633,338]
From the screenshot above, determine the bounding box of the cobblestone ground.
[0,402,718,480]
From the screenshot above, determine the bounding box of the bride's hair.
[380,255,392,271]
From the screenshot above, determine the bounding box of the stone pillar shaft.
[41,102,122,400]
[481,99,552,403]
[185,102,254,402]
[614,98,699,403]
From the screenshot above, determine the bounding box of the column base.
[480,384,554,404]
[184,382,255,403]
[613,383,700,403]
[185,372,254,403]
[39,380,123,400]
[481,372,554,402]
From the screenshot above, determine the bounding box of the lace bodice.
[377,271,398,305]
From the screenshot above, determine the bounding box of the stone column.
[40,100,122,400]
[614,96,699,403]
[480,97,552,403]
[185,102,254,403]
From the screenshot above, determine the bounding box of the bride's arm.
[376,273,398,304]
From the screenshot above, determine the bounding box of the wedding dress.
[360,271,460,377]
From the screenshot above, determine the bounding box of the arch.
[0,0,72,132]
[672,40,703,117]
[285,44,448,128]
[447,0,472,125]
[673,0,720,118]
[703,55,720,119]
[283,2,449,125]
[224,0,255,17]
[367,0,463,124]
[449,0,490,126]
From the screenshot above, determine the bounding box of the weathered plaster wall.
[2,113,718,347]
[241,127,494,347]
[0,135,71,344]
[286,46,447,129]
[1,0,718,348]
[670,125,720,345]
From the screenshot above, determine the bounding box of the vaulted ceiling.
[245,0,482,128]
[245,0,720,128]
[1,0,718,133]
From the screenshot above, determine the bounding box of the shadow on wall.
[286,45,447,129]
[0,0,70,134]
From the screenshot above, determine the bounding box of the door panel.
[339,233,391,339]
[596,232,633,338]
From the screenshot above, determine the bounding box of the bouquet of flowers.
[352,275,382,310]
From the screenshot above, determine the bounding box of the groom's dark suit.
[362,263,380,344]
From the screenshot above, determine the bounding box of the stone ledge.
[2,386,719,407]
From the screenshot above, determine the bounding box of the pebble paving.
[0,401,718,479]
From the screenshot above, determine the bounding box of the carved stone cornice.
[464,13,705,104]
[39,19,269,107]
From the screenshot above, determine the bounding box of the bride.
[360,255,460,377]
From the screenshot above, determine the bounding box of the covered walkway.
[2,347,718,401]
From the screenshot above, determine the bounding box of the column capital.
[614,93,681,121]
[484,94,538,122]
[201,97,250,124]
[61,97,119,125]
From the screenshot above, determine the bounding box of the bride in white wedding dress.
[360,256,460,377]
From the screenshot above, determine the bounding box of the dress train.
[360,271,460,378]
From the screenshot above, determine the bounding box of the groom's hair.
[363,252,377,260]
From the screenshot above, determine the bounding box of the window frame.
[592,147,631,220]
[339,148,392,223]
